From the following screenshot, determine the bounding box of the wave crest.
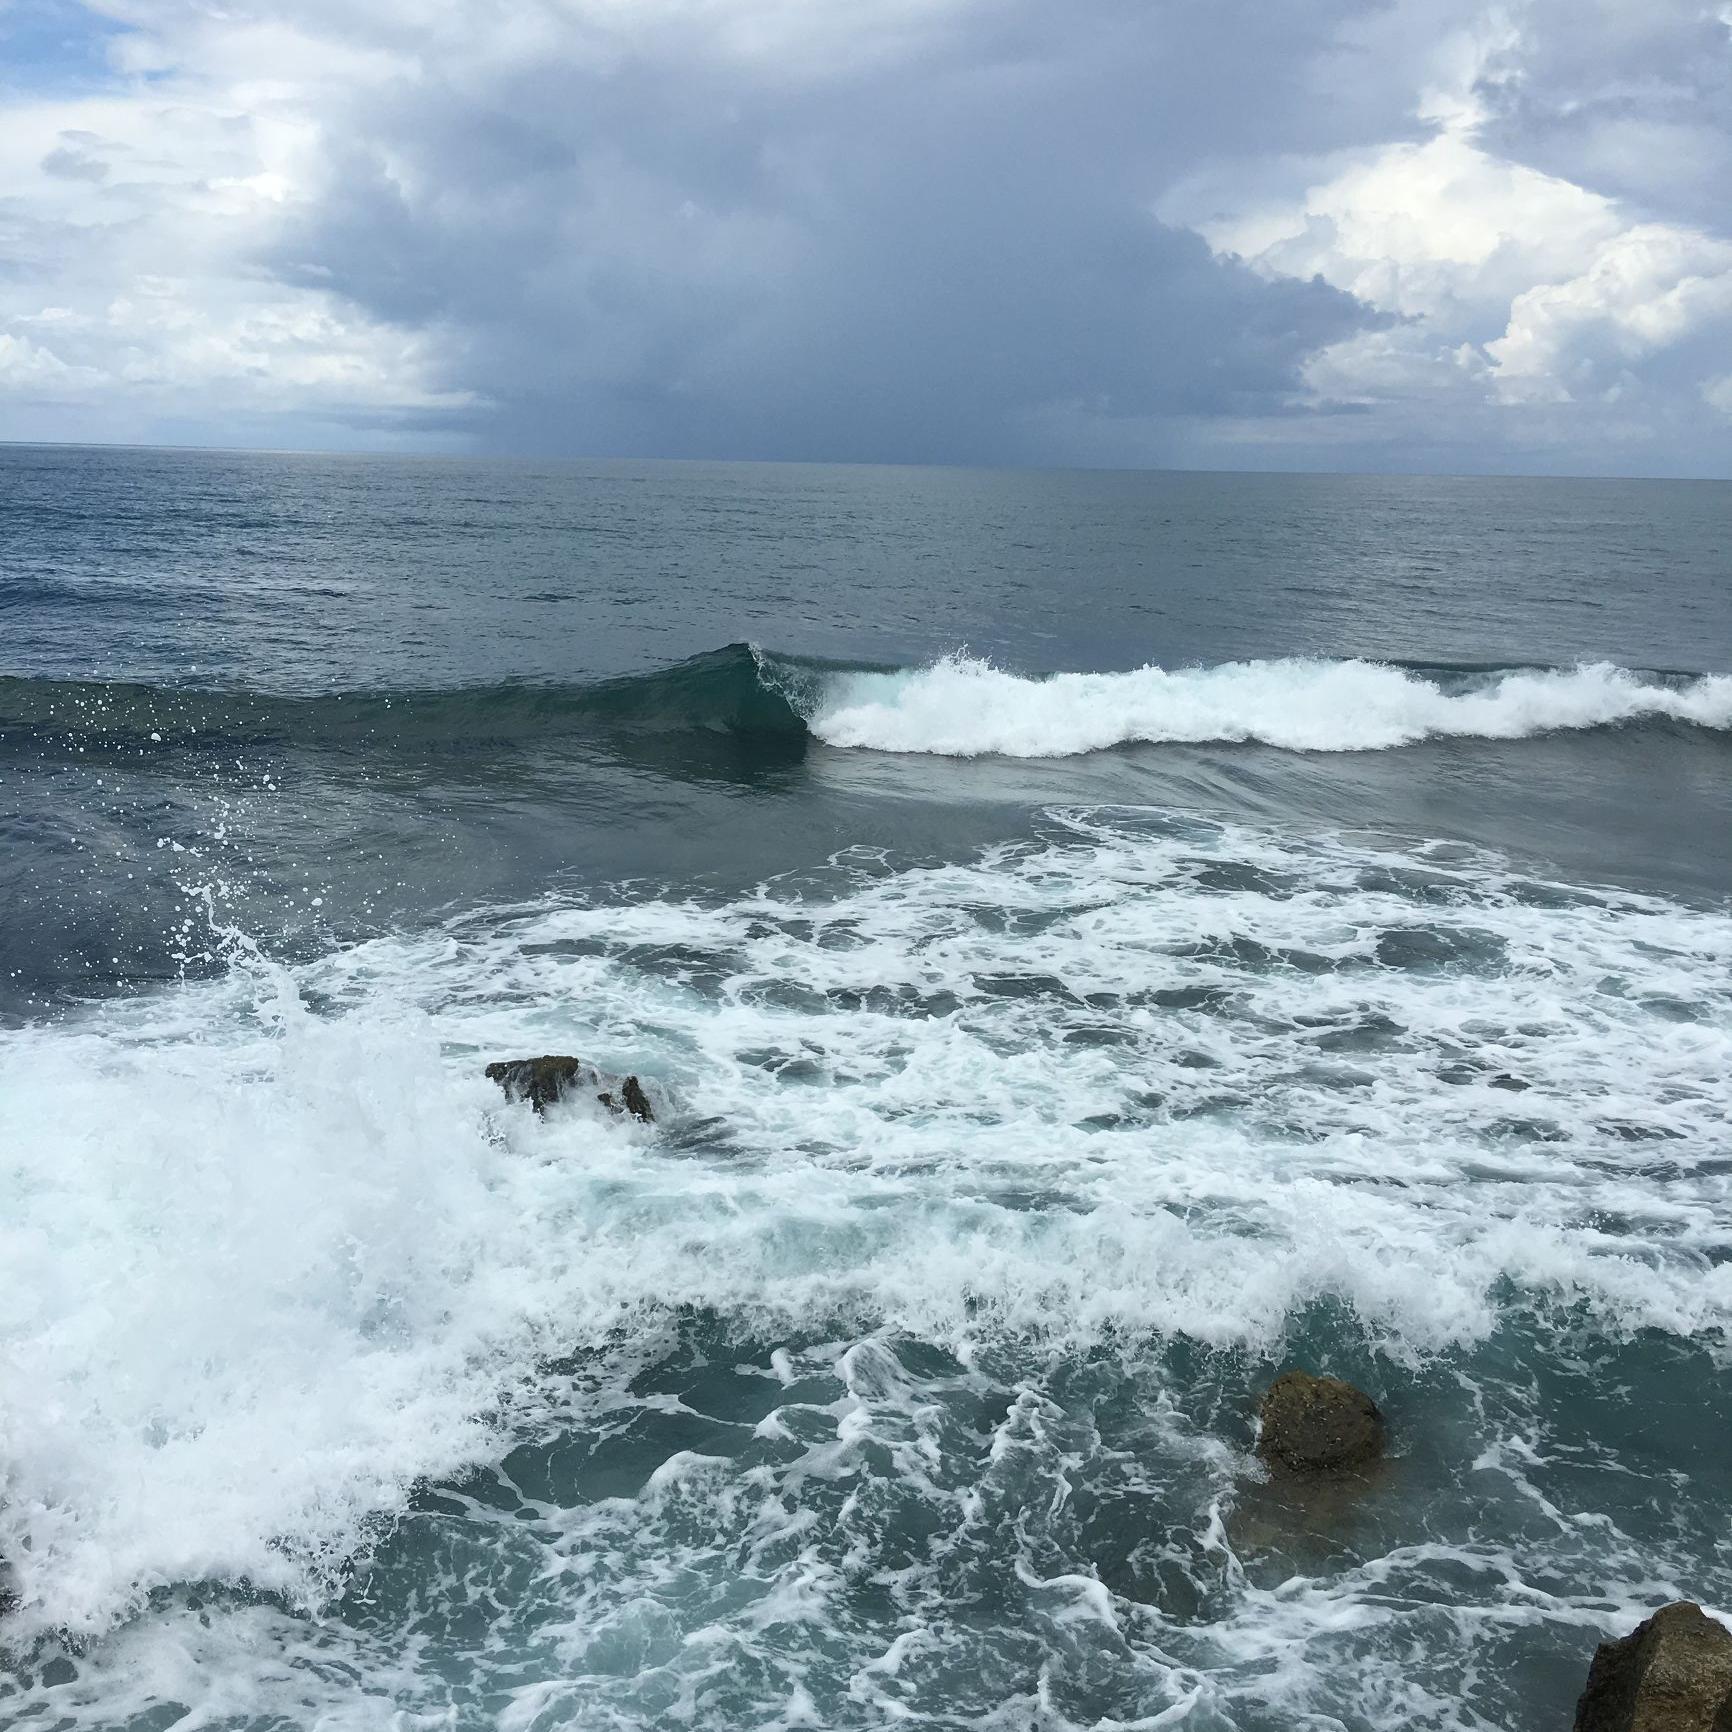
[5,648,1727,764]
[804,654,1732,756]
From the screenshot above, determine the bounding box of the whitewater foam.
[803,654,1732,755]
[4,807,1730,1662]
[0,961,661,1642]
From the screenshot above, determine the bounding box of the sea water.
[1,450,1729,1730]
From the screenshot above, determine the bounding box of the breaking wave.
[5,646,1727,767]
[804,653,1732,756]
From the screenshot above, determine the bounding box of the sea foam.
[3,809,1729,1651]
[803,655,1732,755]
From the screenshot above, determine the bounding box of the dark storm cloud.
[264,0,1380,463]
[1471,0,1732,228]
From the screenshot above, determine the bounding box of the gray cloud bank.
[1,0,1729,473]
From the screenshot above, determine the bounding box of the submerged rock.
[1574,1602,1732,1732]
[485,1055,655,1123]
[1256,1370,1385,1475]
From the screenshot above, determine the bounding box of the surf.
[7,648,1727,769]
[4,807,1729,1652]
[803,653,1732,756]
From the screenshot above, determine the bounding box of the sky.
[0,0,1729,474]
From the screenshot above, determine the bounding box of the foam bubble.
[805,655,1732,755]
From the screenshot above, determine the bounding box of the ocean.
[1,445,1729,1731]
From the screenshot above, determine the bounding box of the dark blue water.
[1,446,1730,1731]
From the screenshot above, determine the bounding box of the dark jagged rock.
[485,1055,583,1112]
[1256,1370,1385,1475]
[604,1075,654,1123]
[1575,1603,1732,1732]
[485,1055,655,1123]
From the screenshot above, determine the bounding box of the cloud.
[0,328,99,389]
[0,0,1726,470]
[1488,224,1732,404]
[238,0,1382,463]
[1168,0,1732,472]
[40,130,108,179]
[1472,0,1732,231]
[0,41,476,444]
[1187,134,1623,324]
[0,0,1390,459]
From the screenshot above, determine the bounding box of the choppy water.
[2,448,1730,1731]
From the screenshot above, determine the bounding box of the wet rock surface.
[486,1055,655,1123]
[1256,1369,1385,1475]
[1574,1602,1732,1732]
[599,1074,654,1122]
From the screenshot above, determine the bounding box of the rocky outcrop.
[1575,1603,1732,1732]
[485,1056,655,1123]
[1256,1370,1385,1475]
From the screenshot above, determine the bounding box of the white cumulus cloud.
[1488,225,1732,403]
[1163,0,1732,472]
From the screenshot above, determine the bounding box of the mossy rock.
[1256,1369,1385,1475]
[1575,1602,1732,1732]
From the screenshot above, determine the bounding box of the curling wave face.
[802,653,1732,755]
[0,645,815,758]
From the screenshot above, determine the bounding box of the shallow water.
[1,450,1730,1730]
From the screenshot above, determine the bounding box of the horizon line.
[1,435,1729,486]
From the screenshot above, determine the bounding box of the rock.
[485,1055,584,1112]
[1256,1369,1385,1475]
[1575,1603,1732,1732]
[485,1055,655,1123]
[600,1075,654,1123]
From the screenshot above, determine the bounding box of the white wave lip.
[805,654,1732,756]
